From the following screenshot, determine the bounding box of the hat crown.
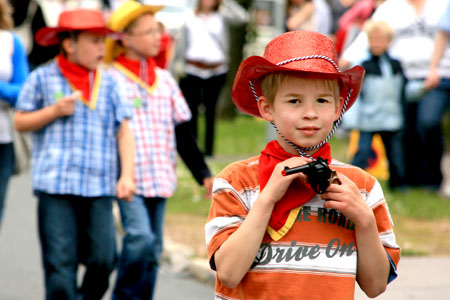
[231,30,365,118]
[58,9,106,30]
[107,0,163,32]
[263,31,339,74]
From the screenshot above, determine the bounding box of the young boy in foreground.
[14,9,135,299]
[205,30,401,299]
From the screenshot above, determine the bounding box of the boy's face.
[368,29,390,56]
[123,14,161,58]
[258,77,343,155]
[64,31,106,70]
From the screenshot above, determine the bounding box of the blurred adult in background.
[177,0,248,157]
[285,0,315,31]
[341,0,450,192]
[334,0,385,56]
[326,0,358,42]
[425,1,450,90]
[285,0,332,35]
[0,0,29,227]
[27,0,59,69]
[423,1,450,196]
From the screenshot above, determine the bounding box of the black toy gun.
[281,157,341,194]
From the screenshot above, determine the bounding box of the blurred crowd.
[0,0,449,299]
[286,0,450,195]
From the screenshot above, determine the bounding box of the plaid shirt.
[107,65,191,198]
[15,61,133,197]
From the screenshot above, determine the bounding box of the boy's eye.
[317,98,330,103]
[288,99,300,104]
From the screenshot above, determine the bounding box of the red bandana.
[259,140,332,240]
[154,31,173,69]
[115,54,156,86]
[57,54,97,103]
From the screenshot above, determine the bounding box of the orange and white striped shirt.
[205,155,401,300]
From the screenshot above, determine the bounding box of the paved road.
[0,172,214,300]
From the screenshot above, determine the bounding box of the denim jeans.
[417,78,450,188]
[113,196,166,300]
[37,192,116,300]
[0,143,14,227]
[352,131,405,189]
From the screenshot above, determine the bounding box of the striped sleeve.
[205,156,260,269]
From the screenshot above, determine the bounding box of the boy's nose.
[302,103,318,119]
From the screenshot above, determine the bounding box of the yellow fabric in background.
[347,130,389,180]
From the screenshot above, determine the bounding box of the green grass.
[385,186,450,220]
[168,114,450,222]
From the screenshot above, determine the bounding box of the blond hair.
[259,72,340,105]
[363,19,394,42]
[0,0,13,30]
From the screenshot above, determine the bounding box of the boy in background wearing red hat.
[104,1,213,299]
[14,9,135,300]
[205,30,401,299]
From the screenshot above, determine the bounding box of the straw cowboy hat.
[104,0,163,62]
[232,30,365,118]
[35,9,113,47]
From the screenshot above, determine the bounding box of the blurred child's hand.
[54,91,80,117]
[261,156,312,206]
[320,173,374,226]
[116,176,136,202]
[203,177,213,199]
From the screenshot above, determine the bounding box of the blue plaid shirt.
[16,61,133,197]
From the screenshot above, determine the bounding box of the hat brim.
[232,56,365,118]
[35,26,114,46]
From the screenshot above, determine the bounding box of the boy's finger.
[71,90,81,99]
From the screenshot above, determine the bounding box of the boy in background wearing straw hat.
[104,1,213,299]
[205,30,401,299]
[14,9,135,300]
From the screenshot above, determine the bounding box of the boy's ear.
[62,38,75,56]
[121,34,131,48]
[335,96,345,121]
[257,96,274,122]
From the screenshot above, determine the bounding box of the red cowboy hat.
[35,9,114,47]
[232,30,365,118]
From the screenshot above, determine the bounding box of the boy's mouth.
[299,126,319,136]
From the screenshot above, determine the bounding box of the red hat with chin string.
[232,30,365,118]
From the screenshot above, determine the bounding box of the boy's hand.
[116,176,136,202]
[203,177,213,199]
[261,156,312,206]
[54,91,80,117]
[320,173,374,226]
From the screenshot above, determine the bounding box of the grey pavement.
[2,171,450,300]
[0,171,214,300]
